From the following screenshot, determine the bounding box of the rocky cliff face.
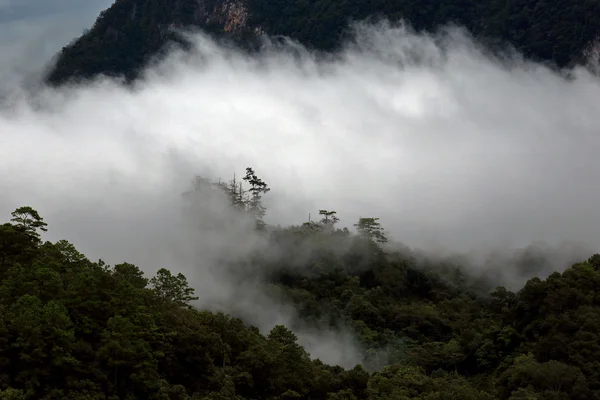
[166,0,251,32]
[45,0,259,85]
[211,0,249,32]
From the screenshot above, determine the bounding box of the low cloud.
[1,21,599,366]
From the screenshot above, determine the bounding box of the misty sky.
[0,0,112,84]
[2,23,600,258]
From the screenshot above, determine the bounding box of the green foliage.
[10,207,48,238]
[2,201,600,399]
[0,388,26,400]
[243,167,271,230]
[319,210,340,229]
[150,268,199,307]
[187,166,271,231]
[0,207,49,273]
[354,218,387,244]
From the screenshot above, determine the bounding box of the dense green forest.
[2,167,600,399]
[46,0,600,84]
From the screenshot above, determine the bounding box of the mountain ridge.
[46,0,600,84]
[46,0,259,84]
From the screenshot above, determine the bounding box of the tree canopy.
[1,169,600,399]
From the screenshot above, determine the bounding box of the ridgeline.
[46,0,600,85]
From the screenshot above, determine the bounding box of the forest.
[1,167,600,399]
[46,0,600,84]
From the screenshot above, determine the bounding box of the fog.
[1,21,600,367]
[0,0,113,96]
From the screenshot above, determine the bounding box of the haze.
[0,0,112,93]
[1,21,600,366]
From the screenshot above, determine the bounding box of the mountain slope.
[3,170,600,399]
[46,0,258,84]
[46,0,600,84]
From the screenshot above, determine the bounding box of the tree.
[54,240,88,266]
[227,174,247,211]
[10,207,48,243]
[113,263,149,289]
[327,389,358,400]
[498,354,590,400]
[212,174,248,211]
[97,314,160,397]
[243,167,270,230]
[0,223,34,272]
[588,253,600,269]
[150,268,199,307]
[508,388,540,400]
[268,325,298,346]
[0,207,48,272]
[354,217,387,244]
[319,210,340,229]
[6,295,77,397]
[0,388,26,400]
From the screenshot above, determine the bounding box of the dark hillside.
[2,171,600,399]
[46,0,600,84]
[46,0,257,84]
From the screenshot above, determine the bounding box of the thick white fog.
[1,21,600,367]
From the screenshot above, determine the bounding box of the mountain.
[46,0,600,84]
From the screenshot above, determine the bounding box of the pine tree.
[354,217,387,244]
[242,167,270,230]
[10,206,48,244]
[318,210,339,231]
